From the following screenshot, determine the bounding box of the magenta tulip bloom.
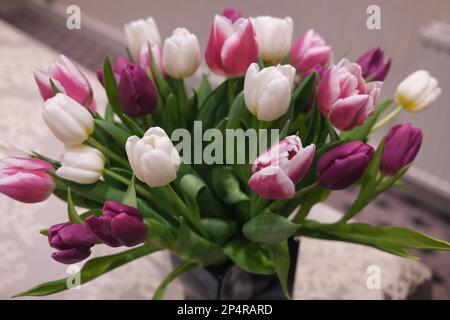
[34,55,95,113]
[291,29,332,75]
[137,43,166,77]
[356,47,391,81]
[249,136,315,199]
[318,59,383,131]
[205,15,258,78]
[85,200,148,247]
[96,56,130,86]
[316,141,374,190]
[222,8,242,23]
[380,123,422,175]
[0,157,55,203]
[48,223,96,264]
[118,63,157,118]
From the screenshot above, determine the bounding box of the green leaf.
[174,218,226,266]
[67,188,83,224]
[122,175,137,208]
[13,246,157,297]
[196,80,228,129]
[49,78,63,94]
[152,261,197,300]
[225,92,245,129]
[94,119,131,147]
[163,93,182,133]
[201,218,236,245]
[265,241,291,299]
[194,74,212,108]
[211,167,249,204]
[243,211,298,244]
[223,238,275,275]
[297,220,450,259]
[148,43,171,99]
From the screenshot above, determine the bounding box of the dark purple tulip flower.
[48,223,96,264]
[96,56,130,86]
[118,63,157,118]
[85,200,148,247]
[356,47,391,81]
[317,141,375,190]
[222,8,242,22]
[380,123,423,175]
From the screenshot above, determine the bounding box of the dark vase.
[172,237,300,300]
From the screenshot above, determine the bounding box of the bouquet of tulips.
[3,8,449,299]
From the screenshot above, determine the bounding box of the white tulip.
[124,17,161,59]
[252,16,293,62]
[56,145,105,184]
[42,93,94,146]
[0,140,28,158]
[162,28,201,79]
[244,63,296,121]
[126,127,181,187]
[395,70,442,112]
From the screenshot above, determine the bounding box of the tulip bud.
[380,123,422,175]
[249,136,315,199]
[291,29,332,75]
[318,59,383,131]
[96,56,130,86]
[316,141,374,190]
[395,70,441,112]
[205,16,258,78]
[85,200,148,247]
[356,47,391,81]
[48,223,96,264]
[252,16,293,62]
[124,17,161,59]
[42,93,94,145]
[34,55,95,112]
[126,127,181,188]
[0,157,55,203]
[56,145,105,184]
[244,63,296,121]
[162,28,201,79]
[223,8,243,23]
[118,63,158,118]
[138,43,165,77]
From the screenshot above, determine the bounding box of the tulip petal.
[85,215,121,247]
[51,248,91,264]
[111,213,148,247]
[329,94,371,130]
[142,149,177,187]
[283,144,315,184]
[249,165,295,199]
[256,77,291,121]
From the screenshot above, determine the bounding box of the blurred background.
[0,0,449,299]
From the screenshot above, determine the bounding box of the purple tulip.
[356,47,391,81]
[118,63,157,118]
[249,136,315,199]
[317,141,374,190]
[34,55,95,113]
[291,29,332,76]
[48,223,96,264]
[0,157,55,203]
[380,123,422,175]
[96,56,130,86]
[205,15,258,78]
[318,59,383,131]
[85,200,148,247]
[222,8,243,23]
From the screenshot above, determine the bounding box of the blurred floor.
[0,0,449,299]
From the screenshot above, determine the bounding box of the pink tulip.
[96,56,130,85]
[0,157,55,203]
[318,59,383,131]
[291,29,332,75]
[138,43,166,77]
[34,55,95,113]
[205,15,258,78]
[249,136,315,199]
[222,8,242,23]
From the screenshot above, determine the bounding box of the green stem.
[371,105,402,133]
[143,114,151,130]
[103,168,154,201]
[269,182,319,212]
[86,137,130,169]
[226,78,234,108]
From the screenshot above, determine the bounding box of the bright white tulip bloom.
[395,70,442,112]
[56,145,105,184]
[244,63,296,121]
[124,17,161,59]
[42,93,94,146]
[162,28,201,79]
[252,16,293,62]
[126,127,181,187]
